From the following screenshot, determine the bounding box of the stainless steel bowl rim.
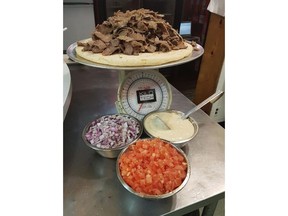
[142,109,199,144]
[116,138,191,199]
[82,113,143,151]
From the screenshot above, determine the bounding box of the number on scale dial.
[117,70,172,120]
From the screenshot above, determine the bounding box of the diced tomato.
[118,138,187,195]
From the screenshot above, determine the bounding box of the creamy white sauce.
[144,112,195,142]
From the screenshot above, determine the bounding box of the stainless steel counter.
[64,64,225,216]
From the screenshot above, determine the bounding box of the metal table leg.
[201,201,218,216]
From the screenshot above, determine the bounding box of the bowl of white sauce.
[143,110,198,148]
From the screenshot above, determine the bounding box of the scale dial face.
[117,70,172,120]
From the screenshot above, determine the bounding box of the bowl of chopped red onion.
[82,114,143,158]
[116,138,190,199]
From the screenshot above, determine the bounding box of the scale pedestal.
[67,42,204,120]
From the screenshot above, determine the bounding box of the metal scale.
[67,42,204,120]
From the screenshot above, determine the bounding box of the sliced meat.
[128,15,139,27]
[79,8,189,56]
[114,26,134,36]
[135,21,148,33]
[172,41,187,50]
[77,41,86,46]
[102,45,120,56]
[168,28,180,38]
[168,36,181,45]
[117,35,134,42]
[157,22,169,39]
[123,42,133,55]
[157,40,171,52]
[146,21,157,30]
[93,39,107,50]
[95,23,113,35]
[129,32,145,41]
[145,44,157,53]
[92,46,103,53]
[82,46,92,51]
[131,40,144,48]
[93,31,112,43]
[110,38,120,47]
[130,41,145,54]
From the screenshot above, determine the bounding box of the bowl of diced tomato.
[82,114,143,158]
[116,138,190,199]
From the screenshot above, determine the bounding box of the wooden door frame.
[193,12,225,114]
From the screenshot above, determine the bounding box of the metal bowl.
[142,109,199,148]
[82,114,143,158]
[116,138,190,199]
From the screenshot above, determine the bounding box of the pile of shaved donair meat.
[77,8,195,56]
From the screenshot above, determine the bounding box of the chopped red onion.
[85,114,141,149]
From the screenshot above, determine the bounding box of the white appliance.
[210,59,225,122]
[63,0,96,51]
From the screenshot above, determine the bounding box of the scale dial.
[117,70,172,120]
